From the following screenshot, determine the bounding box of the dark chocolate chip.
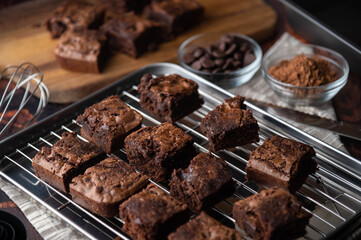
[215,58,224,66]
[244,51,255,66]
[218,42,227,52]
[212,49,225,58]
[182,52,195,65]
[193,47,205,59]
[200,56,216,69]
[191,60,202,70]
[233,60,242,68]
[222,58,233,70]
[212,68,222,74]
[225,43,237,56]
[233,52,243,61]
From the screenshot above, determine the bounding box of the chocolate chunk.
[212,68,222,74]
[244,51,255,66]
[221,34,233,44]
[212,49,225,58]
[233,52,243,61]
[200,56,216,69]
[182,52,195,65]
[233,60,242,68]
[193,47,205,59]
[218,42,227,52]
[225,43,237,56]
[222,58,233,70]
[191,60,202,70]
[215,58,224,67]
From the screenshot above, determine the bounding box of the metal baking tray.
[1,63,361,239]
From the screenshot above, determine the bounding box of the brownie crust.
[69,156,148,217]
[46,0,105,39]
[32,132,105,192]
[246,135,317,192]
[124,122,195,181]
[232,187,311,240]
[168,211,242,240]
[138,73,204,122]
[200,95,259,151]
[77,95,143,154]
[119,184,189,240]
[54,30,107,73]
[170,152,235,212]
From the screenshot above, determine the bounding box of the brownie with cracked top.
[138,73,203,122]
[69,156,148,217]
[54,30,107,73]
[46,0,105,39]
[32,132,105,193]
[76,95,143,154]
[246,135,317,193]
[169,152,235,212]
[100,12,163,58]
[168,211,242,240]
[200,95,259,151]
[119,183,189,240]
[124,122,195,182]
[232,187,311,240]
[145,0,204,40]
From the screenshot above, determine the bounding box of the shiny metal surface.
[1,63,361,239]
[247,99,361,141]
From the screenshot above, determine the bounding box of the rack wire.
[1,68,361,239]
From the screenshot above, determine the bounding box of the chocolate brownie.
[76,95,143,154]
[168,211,242,240]
[32,132,105,193]
[54,30,107,73]
[246,135,317,193]
[145,0,204,40]
[170,152,235,212]
[138,73,203,122]
[200,96,259,151]
[124,122,195,182]
[46,0,105,39]
[69,156,148,217]
[119,183,189,240]
[98,0,150,15]
[232,187,311,240]
[100,12,162,58]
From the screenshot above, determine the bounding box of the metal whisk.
[0,63,49,139]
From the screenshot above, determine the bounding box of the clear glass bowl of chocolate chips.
[262,44,349,106]
[178,32,262,88]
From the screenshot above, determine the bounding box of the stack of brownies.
[32,72,317,240]
[47,0,204,73]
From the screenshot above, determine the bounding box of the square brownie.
[69,156,148,217]
[200,96,259,151]
[97,0,150,15]
[138,73,204,122]
[76,95,143,154]
[245,135,317,193]
[124,122,195,182]
[54,30,107,73]
[32,132,105,193]
[168,211,242,240]
[145,0,204,40]
[232,187,311,240]
[46,0,105,39]
[100,12,163,58]
[119,183,189,240]
[169,152,235,212]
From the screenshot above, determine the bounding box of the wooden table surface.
[1,0,360,239]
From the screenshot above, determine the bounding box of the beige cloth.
[0,32,348,240]
[231,32,348,152]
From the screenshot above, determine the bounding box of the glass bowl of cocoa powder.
[178,32,262,89]
[262,44,349,106]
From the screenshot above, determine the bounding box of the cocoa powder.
[268,54,338,87]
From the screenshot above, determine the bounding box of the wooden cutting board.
[0,0,276,103]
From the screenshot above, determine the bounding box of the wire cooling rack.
[1,63,361,240]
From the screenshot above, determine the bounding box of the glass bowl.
[178,32,262,89]
[262,44,349,106]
